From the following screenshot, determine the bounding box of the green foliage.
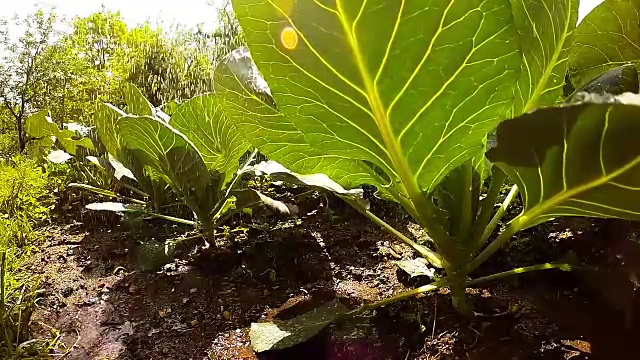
[214,0,640,346]
[127,27,214,106]
[509,0,578,116]
[24,110,94,160]
[489,97,640,227]
[1,5,244,159]
[0,158,59,358]
[0,133,18,158]
[0,8,58,151]
[169,94,249,183]
[0,156,52,248]
[92,84,175,210]
[118,114,222,228]
[70,8,129,72]
[569,0,640,90]
[0,250,52,359]
[84,83,284,237]
[126,6,245,107]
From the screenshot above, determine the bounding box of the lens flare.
[280,27,298,50]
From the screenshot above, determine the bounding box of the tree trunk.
[60,77,67,128]
[16,115,26,152]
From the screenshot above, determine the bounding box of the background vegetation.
[0,3,243,356]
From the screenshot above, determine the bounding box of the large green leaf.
[215,48,388,195]
[118,115,222,223]
[58,133,95,156]
[95,103,126,159]
[511,0,579,115]
[569,0,640,89]
[25,110,58,138]
[123,83,154,117]
[25,110,94,155]
[488,94,640,228]
[94,103,173,208]
[223,0,522,227]
[169,94,250,183]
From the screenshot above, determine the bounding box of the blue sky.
[1,0,605,29]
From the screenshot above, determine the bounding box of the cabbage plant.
[24,110,94,163]
[213,0,640,350]
[77,83,288,236]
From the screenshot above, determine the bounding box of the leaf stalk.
[345,198,444,268]
[472,168,507,243]
[474,184,519,253]
[465,215,525,273]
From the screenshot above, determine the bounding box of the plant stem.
[449,272,473,316]
[346,199,443,268]
[344,279,446,317]
[472,168,506,243]
[459,161,473,239]
[466,262,574,286]
[343,262,575,322]
[346,262,574,317]
[122,183,149,198]
[225,148,258,198]
[474,185,519,252]
[144,212,196,226]
[119,195,147,206]
[465,215,525,273]
[68,183,146,205]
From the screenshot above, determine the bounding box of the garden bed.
[27,196,640,359]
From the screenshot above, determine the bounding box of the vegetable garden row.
[20,0,640,352]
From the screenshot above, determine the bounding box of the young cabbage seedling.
[213,0,640,351]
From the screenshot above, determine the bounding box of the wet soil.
[26,193,640,359]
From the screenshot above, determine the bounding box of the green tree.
[127,4,245,106]
[127,24,219,106]
[31,38,93,127]
[70,7,128,71]
[210,0,245,60]
[66,8,130,108]
[0,9,58,152]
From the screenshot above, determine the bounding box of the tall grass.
[0,156,61,358]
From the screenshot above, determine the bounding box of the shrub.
[0,133,19,158]
[0,156,53,247]
[0,157,58,358]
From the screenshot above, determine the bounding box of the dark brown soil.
[26,194,640,360]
